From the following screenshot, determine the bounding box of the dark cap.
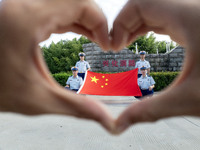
[140,66,147,70]
[139,51,146,55]
[71,67,78,71]
[79,52,85,57]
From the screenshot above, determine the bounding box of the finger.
[40,86,115,133]
[32,0,112,131]
[77,2,110,50]
[111,0,190,51]
[38,0,110,50]
[115,79,200,134]
[126,26,166,47]
[111,1,143,51]
[53,24,94,41]
[126,25,150,46]
[32,47,115,132]
[115,49,199,134]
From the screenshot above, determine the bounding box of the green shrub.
[150,72,179,91]
[52,71,180,91]
[52,72,72,86]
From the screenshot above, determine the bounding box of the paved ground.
[0,95,200,150]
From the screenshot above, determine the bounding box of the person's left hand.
[0,0,114,133]
[149,86,153,91]
[111,0,200,134]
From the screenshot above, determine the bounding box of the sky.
[0,0,172,46]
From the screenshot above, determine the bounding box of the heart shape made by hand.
[1,0,200,135]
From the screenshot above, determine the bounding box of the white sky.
[0,0,171,46]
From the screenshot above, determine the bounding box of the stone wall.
[83,43,184,72]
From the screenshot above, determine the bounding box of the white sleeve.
[150,76,155,85]
[66,77,70,85]
[75,62,78,67]
[86,62,90,69]
[135,62,138,68]
[80,78,83,86]
[147,61,151,68]
[137,78,140,86]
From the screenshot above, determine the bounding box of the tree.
[127,33,176,54]
[41,36,91,74]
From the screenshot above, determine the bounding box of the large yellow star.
[91,76,99,83]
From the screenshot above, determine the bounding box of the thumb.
[115,78,200,134]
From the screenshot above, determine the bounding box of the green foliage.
[41,36,91,74]
[52,72,72,86]
[150,72,179,91]
[128,33,176,54]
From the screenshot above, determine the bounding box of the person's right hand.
[111,0,200,134]
[0,0,114,133]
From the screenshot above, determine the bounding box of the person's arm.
[65,78,70,87]
[112,0,200,134]
[135,61,138,68]
[80,78,83,86]
[137,78,140,87]
[149,76,155,91]
[147,61,151,75]
[86,62,91,71]
[149,85,154,91]
[147,68,150,76]
[0,0,114,133]
[75,62,78,68]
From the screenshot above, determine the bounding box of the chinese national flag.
[77,69,142,96]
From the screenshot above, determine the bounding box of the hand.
[113,0,200,134]
[0,0,114,133]
[149,86,153,91]
[148,87,152,91]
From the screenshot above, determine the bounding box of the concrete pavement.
[0,95,200,150]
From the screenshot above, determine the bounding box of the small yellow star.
[91,76,99,83]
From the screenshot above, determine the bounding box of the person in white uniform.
[137,66,155,98]
[65,67,83,92]
[135,51,150,78]
[75,52,91,80]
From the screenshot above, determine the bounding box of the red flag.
[77,69,142,96]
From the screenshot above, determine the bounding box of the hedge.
[52,71,180,91]
[150,72,179,91]
[52,72,72,86]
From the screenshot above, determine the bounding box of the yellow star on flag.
[91,76,99,83]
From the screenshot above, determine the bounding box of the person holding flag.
[65,67,83,92]
[75,52,91,80]
[137,66,155,98]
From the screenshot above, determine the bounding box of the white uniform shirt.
[66,76,83,90]
[138,75,155,90]
[135,60,150,74]
[75,61,90,73]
